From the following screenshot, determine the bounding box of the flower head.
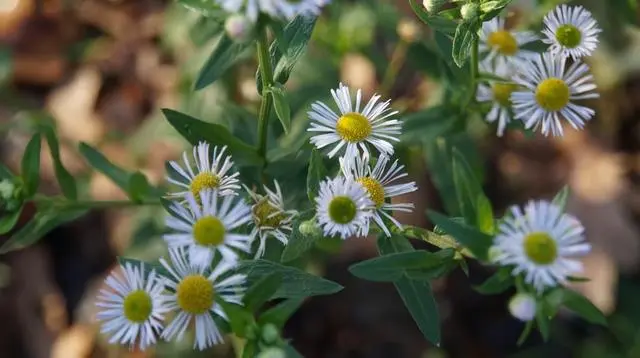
[542,4,601,59]
[308,82,401,159]
[315,176,374,239]
[216,0,330,22]
[477,61,519,136]
[167,142,240,201]
[159,247,246,350]
[508,293,537,322]
[493,200,591,292]
[245,181,298,258]
[340,153,417,236]
[164,189,253,268]
[96,263,169,351]
[511,53,598,136]
[479,17,538,67]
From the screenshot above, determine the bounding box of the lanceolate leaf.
[473,267,514,294]
[237,259,343,299]
[42,126,77,200]
[243,272,282,312]
[21,133,41,197]
[408,0,457,34]
[349,250,454,282]
[0,205,23,235]
[79,143,131,190]
[162,109,263,166]
[452,20,478,67]
[258,298,305,328]
[195,33,253,90]
[377,234,440,346]
[268,85,291,133]
[552,185,570,212]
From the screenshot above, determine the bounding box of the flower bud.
[225,14,253,42]
[261,323,280,345]
[508,293,537,322]
[257,347,286,358]
[460,3,479,20]
[397,18,421,43]
[423,0,447,14]
[299,219,322,238]
[0,179,22,212]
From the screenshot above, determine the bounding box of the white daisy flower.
[476,60,519,136]
[479,17,538,67]
[216,0,330,22]
[340,153,417,237]
[160,247,246,350]
[315,176,374,239]
[542,4,601,60]
[493,200,591,293]
[167,142,240,201]
[245,180,298,258]
[308,82,402,159]
[164,189,252,268]
[508,293,537,322]
[511,53,598,137]
[96,262,169,351]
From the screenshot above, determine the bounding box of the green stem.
[32,196,161,210]
[256,27,274,177]
[380,40,409,97]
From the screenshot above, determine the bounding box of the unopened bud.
[225,14,253,42]
[0,180,15,201]
[261,323,280,344]
[397,18,421,43]
[508,293,537,322]
[299,219,322,238]
[423,0,447,14]
[460,3,479,20]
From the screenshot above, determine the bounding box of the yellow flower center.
[487,30,518,56]
[336,112,372,142]
[123,290,153,323]
[176,275,215,314]
[535,78,570,111]
[193,216,226,246]
[357,177,385,208]
[555,24,582,48]
[190,172,221,202]
[253,199,286,229]
[328,196,357,224]
[523,232,558,265]
[492,83,518,107]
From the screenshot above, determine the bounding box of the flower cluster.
[94,82,419,351]
[478,4,601,137]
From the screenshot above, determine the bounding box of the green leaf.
[378,234,440,345]
[401,105,457,143]
[127,172,153,202]
[79,142,131,190]
[536,305,551,341]
[273,16,318,86]
[452,20,478,68]
[473,268,513,294]
[268,85,291,133]
[242,342,258,358]
[162,109,262,166]
[348,250,454,282]
[281,212,321,263]
[0,205,23,235]
[42,126,77,200]
[284,344,304,358]
[552,185,570,211]
[0,209,87,253]
[243,273,282,312]
[517,320,534,346]
[427,210,492,261]
[479,0,513,21]
[195,34,252,90]
[21,133,41,197]
[306,148,327,202]
[452,148,485,227]
[476,193,495,235]
[558,289,607,326]
[0,163,13,180]
[237,259,343,299]
[259,298,305,328]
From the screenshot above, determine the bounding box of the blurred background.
[0,0,639,357]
